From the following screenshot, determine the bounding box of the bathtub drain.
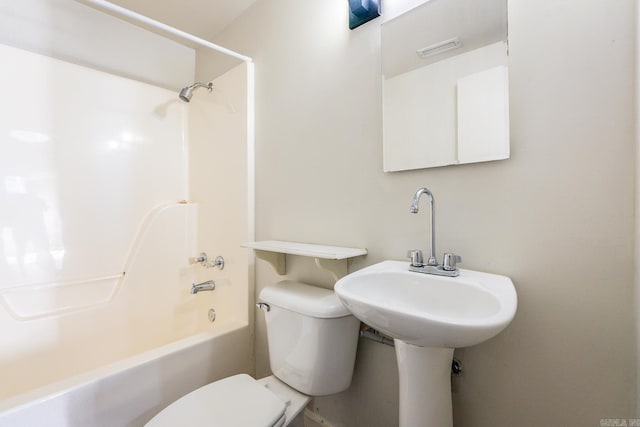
[208,308,216,323]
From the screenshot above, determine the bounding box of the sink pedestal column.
[395,340,454,427]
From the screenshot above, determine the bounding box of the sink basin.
[336,260,517,426]
[335,260,517,348]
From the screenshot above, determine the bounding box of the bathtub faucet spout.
[191,280,215,294]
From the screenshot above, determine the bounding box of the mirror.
[382,0,509,172]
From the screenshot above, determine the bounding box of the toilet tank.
[259,280,360,396]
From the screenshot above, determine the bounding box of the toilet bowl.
[144,374,306,427]
[145,280,360,427]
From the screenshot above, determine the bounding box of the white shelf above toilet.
[241,240,367,280]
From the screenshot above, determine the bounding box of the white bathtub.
[0,319,251,427]
[0,203,253,426]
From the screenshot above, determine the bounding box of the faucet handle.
[442,253,461,271]
[189,252,208,266]
[407,249,424,267]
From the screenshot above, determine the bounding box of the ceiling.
[382,0,507,78]
[109,0,259,39]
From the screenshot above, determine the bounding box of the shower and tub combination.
[0,1,254,425]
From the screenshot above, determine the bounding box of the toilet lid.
[145,374,286,427]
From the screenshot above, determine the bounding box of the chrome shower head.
[178,82,213,102]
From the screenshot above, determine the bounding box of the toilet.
[146,280,361,427]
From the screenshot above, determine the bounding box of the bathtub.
[0,319,252,427]
[0,203,253,426]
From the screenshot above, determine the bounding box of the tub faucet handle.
[211,255,224,270]
[189,252,207,266]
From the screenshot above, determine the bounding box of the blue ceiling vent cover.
[349,0,380,30]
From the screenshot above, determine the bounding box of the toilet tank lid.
[259,280,352,318]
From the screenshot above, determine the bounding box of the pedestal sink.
[335,260,517,427]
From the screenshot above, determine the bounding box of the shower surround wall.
[0,1,253,421]
[0,42,192,398]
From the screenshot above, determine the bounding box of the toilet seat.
[145,374,287,427]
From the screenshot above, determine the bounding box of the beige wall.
[216,0,637,425]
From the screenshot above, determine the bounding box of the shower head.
[178,82,213,102]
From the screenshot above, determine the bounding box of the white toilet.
[146,280,361,427]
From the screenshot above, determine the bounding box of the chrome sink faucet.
[408,187,461,277]
[410,187,438,266]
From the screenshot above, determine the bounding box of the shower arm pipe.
[81,0,253,63]
[190,82,213,91]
